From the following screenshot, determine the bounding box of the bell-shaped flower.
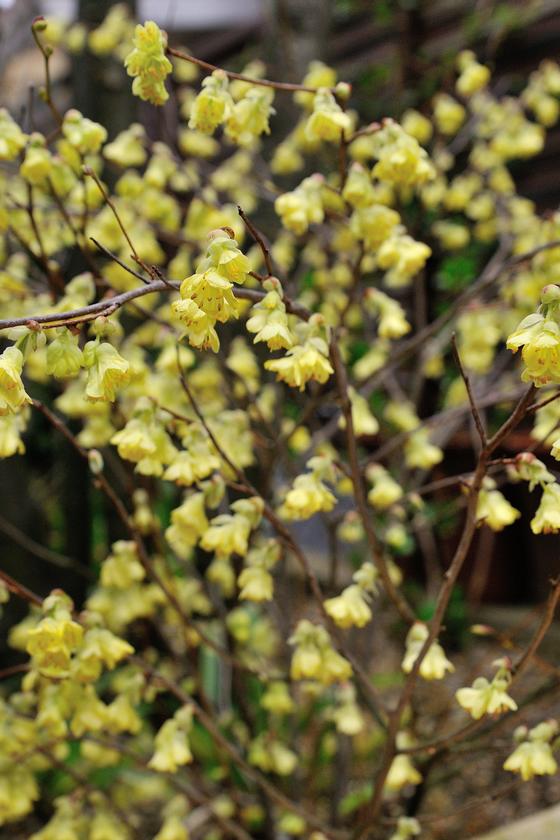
[402,622,454,681]
[456,660,517,720]
[531,482,560,533]
[83,340,130,402]
[0,347,31,415]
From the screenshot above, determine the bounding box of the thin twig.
[330,334,416,625]
[31,17,63,125]
[451,333,487,447]
[167,46,341,94]
[238,205,273,277]
[83,166,151,276]
[90,237,151,285]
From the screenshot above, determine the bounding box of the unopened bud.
[88,449,104,475]
[541,284,560,305]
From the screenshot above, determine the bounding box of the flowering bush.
[0,8,560,839]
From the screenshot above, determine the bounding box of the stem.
[330,334,416,626]
[238,205,274,277]
[353,385,535,838]
[167,46,341,94]
[31,18,63,126]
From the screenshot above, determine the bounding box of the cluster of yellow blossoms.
[0,7,559,837]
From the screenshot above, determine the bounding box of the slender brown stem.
[176,351,388,728]
[353,385,535,838]
[31,400,255,674]
[136,659,345,839]
[31,18,63,125]
[90,237,150,285]
[238,205,273,277]
[83,166,151,276]
[0,567,43,607]
[167,46,340,94]
[451,333,487,447]
[330,334,416,626]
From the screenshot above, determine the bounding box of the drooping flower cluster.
[124,20,172,105]
[172,228,250,350]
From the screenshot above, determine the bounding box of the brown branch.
[0,512,91,578]
[31,400,255,674]
[0,567,43,608]
[176,351,387,728]
[237,205,273,277]
[512,577,560,679]
[90,237,151,285]
[353,385,536,838]
[31,18,63,125]
[167,46,341,94]
[360,238,560,400]
[138,659,346,839]
[451,333,487,448]
[403,577,560,758]
[329,334,416,625]
[83,166,151,276]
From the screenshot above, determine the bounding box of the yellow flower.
[456,662,517,719]
[275,175,324,235]
[74,626,134,681]
[201,498,262,557]
[149,707,194,773]
[265,336,333,391]
[456,51,491,97]
[20,134,52,185]
[0,410,27,457]
[246,283,295,350]
[402,622,454,681]
[225,86,275,146]
[324,584,372,629]
[367,464,403,509]
[385,755,422,792]
[165,492,209,558]
[376,234,431,288]
[0,108,27,160]
[350,204,400,252]
[342,163,376,207]
[46,329,84,378]
[26,594,83,678]
[371,121,435,187]
[507,313,560,387]
[111,401,176,475]
[289,620,352,684]
[249,734,297,776]
[401,109,432,144]
[62,109,107,154]
[404,428,443,470]
[104,123,147,166]
[279,472,336,520]
[504,722,558,781]
[100,540,145,589]
[433,93,466,135]
[124,20,172,105]
[83,340,130,402]
[389,817,421,840]
[475,479,521,531]
[189,69,233,133]
[365,288,411,339]
[531,482,560,533]
[261,681,295,715]
[238,540,279,603]
[305,88,352,143]
[0,347,31,415]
